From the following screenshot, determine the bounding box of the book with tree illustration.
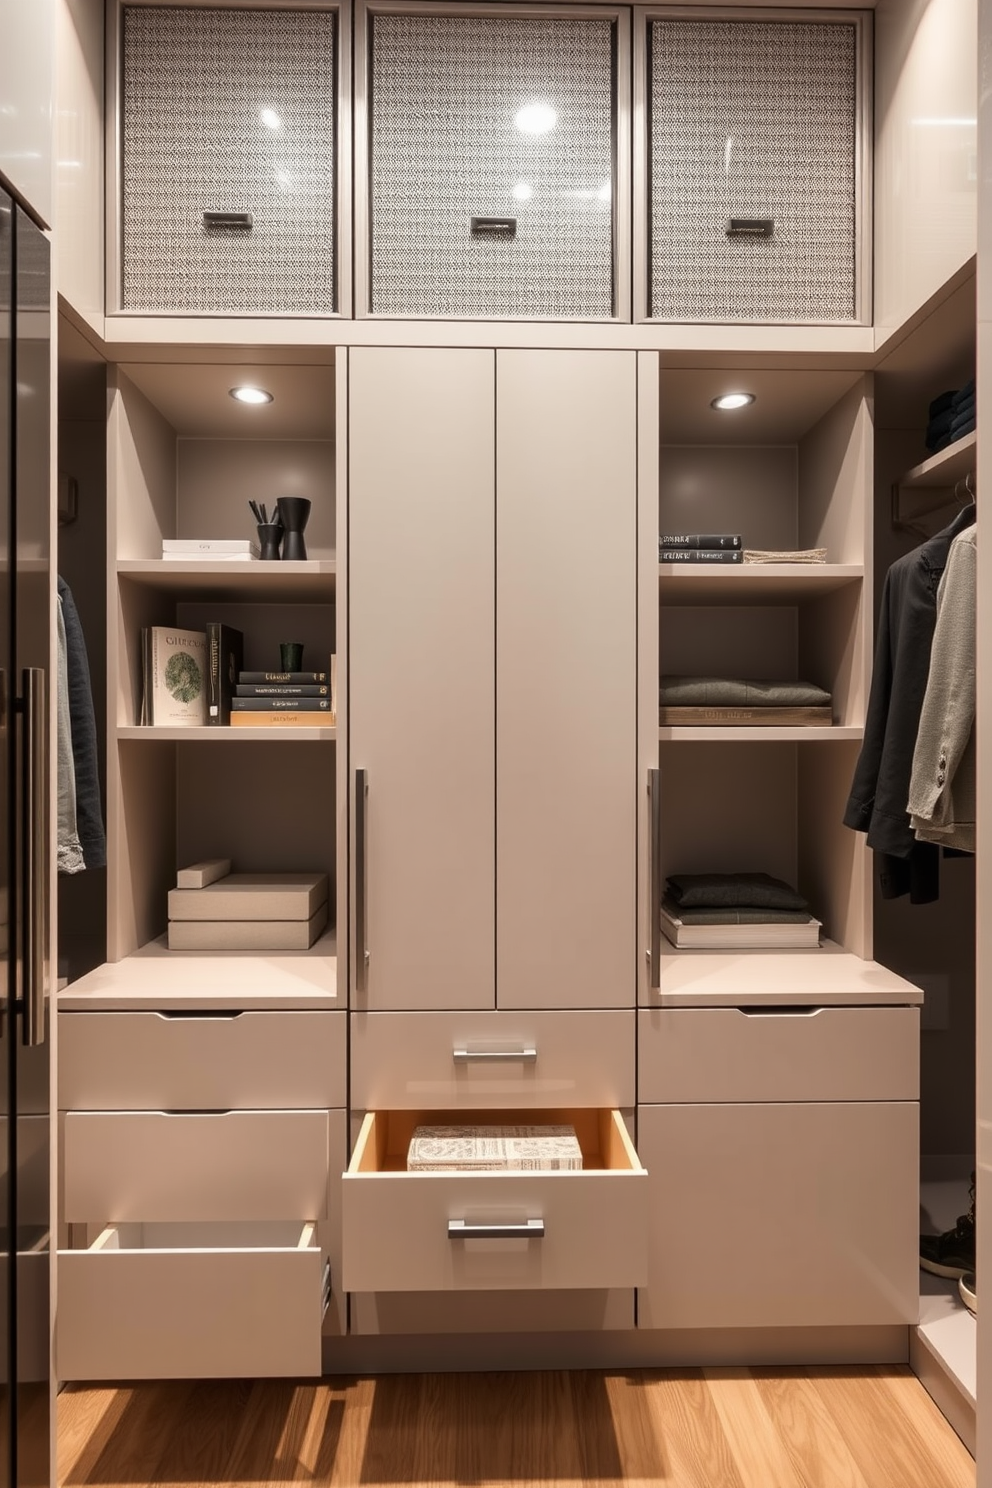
[141,627,208,725]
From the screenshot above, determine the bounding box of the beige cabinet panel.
[63,1110,330,1223]
[348,347,495,1011]
[496,350,637,1010]
[637,1102,919,1330]
[59,1009,346,1110]
[639,1006,920,1105]
[351,1009,635,1111]
[58,1221,327,1379]
[0,3,52,222]
[351,1287,634,1336]
[342,1108,646,1292]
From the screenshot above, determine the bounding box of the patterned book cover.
[407,1124,583,1172]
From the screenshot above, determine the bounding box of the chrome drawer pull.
[470,216,517,237]
[203,211,253,229]
[452,1046,537,1064]
[448,1219,545,1240]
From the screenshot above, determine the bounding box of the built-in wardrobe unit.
[48,0,984,1458]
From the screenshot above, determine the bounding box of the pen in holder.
[257,523,282,561]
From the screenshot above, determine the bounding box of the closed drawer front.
[59,1010,346,1110]
[63,1110,329,1222]
[342,1108,646,1292]
[639,1006,920,1104]
[58,1221,328,1379]
[352,1010,635,1110]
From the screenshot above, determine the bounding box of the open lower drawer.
[342,1108,647,1292]
[58,1221,329,1380]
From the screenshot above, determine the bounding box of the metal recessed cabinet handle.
[648,768,661,989]
[203,211,253,229]
[355,769,370,994]
[727,218,775,238]
[22,669,46,1047]
[470,217,517,237]
[448,1219,545,1240]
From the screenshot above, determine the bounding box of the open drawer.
[58,1221,329,1380]
[342,1108,647,1292]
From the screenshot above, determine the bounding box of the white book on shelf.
[660,902,822,950]
[162,538,260,556]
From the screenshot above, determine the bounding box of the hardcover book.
[659,548,743,564]
[206,623,244,725]
[162,538,259,555]
[239,670,329,684]
[229,712,334,727]
[167,871,328,922]
[234,683,329,697]
[406,1124,583,1172]
[141,627,208,726]
[659,533,742,549]
[230,696,331,712]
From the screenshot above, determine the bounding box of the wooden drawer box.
[63,1110,330,1223]
[342,1108,646,1292]
[638,1006,920,1105]
[351,1010,635,1110]
[58,1221,329,1379]
[58,1009,346,1111]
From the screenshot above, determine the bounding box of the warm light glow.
[711,392,756,411]
[260,107,282,129]
[514,102,558,136]
[512,179,534,202]
[597,180,612,203]
[229,386,273,405]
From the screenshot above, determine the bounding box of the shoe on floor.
[959,1272,977,1313]
[920,1174,975,1279]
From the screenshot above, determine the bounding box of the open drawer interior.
[349,1107,641,1175]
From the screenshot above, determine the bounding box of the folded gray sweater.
[665,872,809,911]
[660,675,832,709]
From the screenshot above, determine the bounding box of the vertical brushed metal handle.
[22,668,45,1046]
[355,768,369,994]
[648,768,661,990]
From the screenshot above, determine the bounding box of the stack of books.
[406,1124,583,1172]
[659,533,742,564]
[231,656,336,727]
[660,871,822,950]
[162,538,259,561]
[167,863,329,950]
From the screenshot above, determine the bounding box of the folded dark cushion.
[928,389,957,418]
[954,376,976,404]
[663,897,814,925]
[659,675,831,709]
[665,872,809,911]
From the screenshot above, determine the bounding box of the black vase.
[277,497,312,561]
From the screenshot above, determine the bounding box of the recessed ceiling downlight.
[710,392,756,411]
[229,385,273,406]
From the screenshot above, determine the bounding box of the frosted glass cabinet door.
[348,348,496,1012]
[496,350,637,1009]
[360,4,626,319]
[116,3,340,314]
[641,10,870,324]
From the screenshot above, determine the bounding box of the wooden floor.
[58,1365,974,1488]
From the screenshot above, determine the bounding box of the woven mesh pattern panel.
[121,6,336,314]
[369,13,615,318]
[650,20,857,323]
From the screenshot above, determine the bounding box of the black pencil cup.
[257,523,282,561]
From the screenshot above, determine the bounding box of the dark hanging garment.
[842,502,976,901]
[57,576,106,870]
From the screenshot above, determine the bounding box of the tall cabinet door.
[349,348,496,1011]
[496,350,637,1009]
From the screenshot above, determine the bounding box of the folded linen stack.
[659,675,832,725]
[925,379,976,455]
[661,872,822,949]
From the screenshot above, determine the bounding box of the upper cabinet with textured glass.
[106,0,871,326]
[110,0,350,317]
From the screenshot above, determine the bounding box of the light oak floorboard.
[58,1366,974,1488]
